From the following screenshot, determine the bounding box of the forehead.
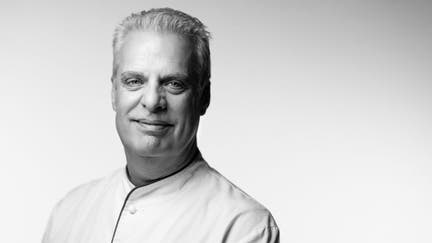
[117,30,192,76]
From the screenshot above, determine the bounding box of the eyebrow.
[160,73,189,82]
[120,71,189,82]
[120,71,146,80]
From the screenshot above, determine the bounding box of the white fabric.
[42,155,279,243]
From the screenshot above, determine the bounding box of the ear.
[199,81,211,116]
[111,76,117,112]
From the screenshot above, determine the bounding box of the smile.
[132,119,173,135]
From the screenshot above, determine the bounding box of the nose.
[140,82,166,113]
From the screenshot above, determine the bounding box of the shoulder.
[194,162,269,209]
[192,162,280,242]
[49,168,123,222]
[42,168,124,242]
[60,168,123,205]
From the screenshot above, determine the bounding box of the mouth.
[131,119,173,134]
[133,119,172,126]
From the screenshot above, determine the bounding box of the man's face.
[112,30,203,157]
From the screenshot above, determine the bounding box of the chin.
[129,137,175,157]
[133,147,172,157]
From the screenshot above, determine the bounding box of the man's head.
[111,8,211,158]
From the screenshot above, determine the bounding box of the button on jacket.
[42,155,279,243]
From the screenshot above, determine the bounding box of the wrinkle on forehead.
[117,30,192,78]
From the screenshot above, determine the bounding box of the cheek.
[168,94,200,130]
[116,89,141,114]
[169,93,196,114]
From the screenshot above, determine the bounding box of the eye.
[124,78,143,87]
[165,80,186,93]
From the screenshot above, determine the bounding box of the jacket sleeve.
[237,225,280,243]
[41,196,66,243]
[223,209,280,243]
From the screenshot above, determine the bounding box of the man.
[43,8,279,243]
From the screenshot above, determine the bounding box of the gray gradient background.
[1,0,432,242]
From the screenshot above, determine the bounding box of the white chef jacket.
[42,154,279,243]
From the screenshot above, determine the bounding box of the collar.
[120,151,205,206]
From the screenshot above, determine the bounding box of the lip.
[133,119,172,126]
[131,119,173,135]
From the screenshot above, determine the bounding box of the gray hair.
[112,8,211,91]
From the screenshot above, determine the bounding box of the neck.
[125,140,199,187]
